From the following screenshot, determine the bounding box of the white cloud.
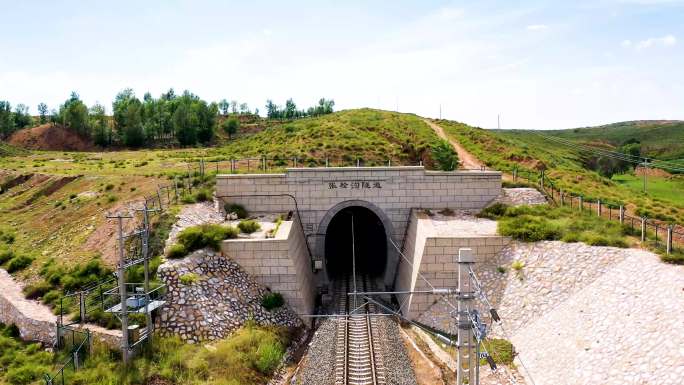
[622,34,677,50]
[526,24,548,31]
[433,7,465,21]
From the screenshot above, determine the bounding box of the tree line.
[0,92,335,147]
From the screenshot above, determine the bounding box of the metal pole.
[579,196,583,212]
[667,225,673,255]
[115,216,129,364]
[79,291,85,324]
[619,205,625,225]
[560,189,564,206]
[597,199,601,217]
[641,217,647,242]
[457,248,476,385]
[142,205,152,344]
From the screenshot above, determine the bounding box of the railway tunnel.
[324,205,388,281]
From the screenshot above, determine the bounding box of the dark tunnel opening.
[325,206,387,280]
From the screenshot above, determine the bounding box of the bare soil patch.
[8,124,95,151]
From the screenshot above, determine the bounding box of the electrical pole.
[642,159,648,193]
[457,248,477,385]
[497,114,500,130]
[108,213,132,364]
[439,104,442,120]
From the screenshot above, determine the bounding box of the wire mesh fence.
[509,166,682,255]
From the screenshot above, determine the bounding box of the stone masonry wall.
[395,211,511,322]
[216,167,501,269]
[0,270,56,345]
[221,217,316,316]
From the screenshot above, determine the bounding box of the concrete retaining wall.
[221,216,316,316]
[216,166,502,287]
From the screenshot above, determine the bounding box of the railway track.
[333,275,387,385]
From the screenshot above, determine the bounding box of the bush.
[224,203,248,219]
[180,193,196,204]
[166,244,188,259]
[23,281,52,299]
[180,273,200,285]
[0,248,15,264]
[194,189,211,202]
[477,203,509,219]
[498,216,560,242]
[238,220,261,234]
[176,224,238,252]
[7,255,34,273]
[255,341,284,374]
[261,292,284,310]
[431,139,459,171]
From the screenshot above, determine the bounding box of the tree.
[265,100,278,119]
[0,101,14,138]
[173,100,197,146]
[432,139,459,171]
[230,100,238,114]
[196,101,217,144]
[90,103,109,146]
[122,100,145,147]
[218,99,230,115]
[13,104,33,129]
[221,117,239,139]
[239,103,249,115]
[37,103,48,124]
[60,93,89,136]
[285,99,297,119]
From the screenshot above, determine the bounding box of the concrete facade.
[216,166,502,289]
[221,218,316,316]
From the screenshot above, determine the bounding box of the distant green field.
[436,119,684,223]
[612,174,684,209]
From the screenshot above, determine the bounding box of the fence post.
[325,157,329,167]
[262,156,266,172]
[579,196,583,211]
[597,199,601,217]
[513,167,517,182]
[560,189,564,206]
[540,170,545,190]
[357,158,360,167]
[73,350,79,370]
[619,205,625,224]
[294,157,298,168]
[79,291,86,325]
[641,217,647,242]
[667,225,673,254]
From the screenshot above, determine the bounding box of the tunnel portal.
[324,206,388,280]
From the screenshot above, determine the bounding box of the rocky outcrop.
[156,249,302,343]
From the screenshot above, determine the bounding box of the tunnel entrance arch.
[316,200,397,288]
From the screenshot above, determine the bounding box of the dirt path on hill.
[423,119,484,170]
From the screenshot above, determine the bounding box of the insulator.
[490,308,501,322]
[487,355,497,370]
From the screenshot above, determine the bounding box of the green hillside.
[546,120,684,161]
[435,119,684,223]
[213,108,442,166]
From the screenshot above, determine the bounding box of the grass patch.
[174,224,238,253]
[166,243,188,259]
[238,220,261,234]
[180,273,200,285]
[483,204,631,247]
[224,202,248,219]
[63,323,291,385]
[0,323,54,385]
[261,292,284,310]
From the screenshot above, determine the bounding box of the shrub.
[498,216,561,242]
[106,194,117,203]
[496,266,506,274]
[104,183,114,191]
[180,193,196,204]
[255,341,284,374]
[238,220,261,234]
[261,292,284,310]
[176,224,238,252]
[194,189,211,202]
[7,255,34,273]
[477,203,509,219]
[224,203,248,219]
[481,338,515,365]
[0,248,15,264]
[23,281,52,299]
[166,244,188,259]
[431,139,459,171]
[180,273,200,285]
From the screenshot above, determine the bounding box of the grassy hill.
[435,119,684,223]
[546,120,684,161]
[213,108,442,166]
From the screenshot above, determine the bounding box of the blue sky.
[0,0,682,129]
